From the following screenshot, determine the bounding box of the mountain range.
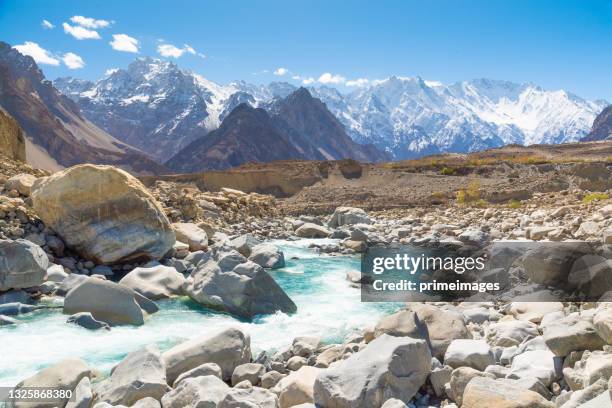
[55,57,608,163]
[0,42,165,174]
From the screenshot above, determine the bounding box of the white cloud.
[63,22,101,40]
[157,43,197,58]
[346,78,370,87]
[273,67,289,76]
[13,42,60,65]
[110,34,139,53]
[425,80,443,87]
[70,15,110,29]
[292,75,301,80]
[302,77,316,85]
[41,20,54,29]
[62,52,85,69]
[318,72,346,84]
[105,68,119,76]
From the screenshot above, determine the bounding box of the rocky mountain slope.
[166,88,387,172]
[582,105,612,141]
[0,107,26,162]
[0,42,166,174]
[55,58,607,161]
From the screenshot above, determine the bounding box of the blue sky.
[0,0,610,100]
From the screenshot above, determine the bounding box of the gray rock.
[95,345,170,406]
[67,312,111,331]
[329,207,371,228]
[172,223,208,251]
[229,234,263,257]
[485,319,539,347]
[543,314,605,357]
[0,238,48,291]
[444,339,494,371]
[161,375,229,408]
[568,255,612,298]
[261,371,286,389]
[119,265,185,300]
[162,327,251,384]
[66,376,93,408]
[46,264,68,283]
[232,363,266,386]
[295,223,331,238]
[509,349,558,387]
[522,243,587,286]
[449,367,493,406]
[172,362,222,387]
[11,358,91,408]
[184,260,296,319]
[248,243,286,269]
[314,334,431,408]
[381,398,408,408]
[462,377,555,408]
[56,274,89,296]
[219,387,279,408]
[63,277,155,326]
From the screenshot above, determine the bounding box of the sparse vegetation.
[456,180,486,206]
[582,192,609,203]
[508,199,522,209]
[440,167,455,175]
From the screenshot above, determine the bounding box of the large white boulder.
[31,164,175,264]
[0,239,48,291]
[248,244,286,269]
[161,375,229,408]
[162,327,251,384]
[313,334,431,407]
[462,377,555,408]
[172,223,208,252]
[295,223,331,238]
[272,366,321,408]
[444,339,494,371]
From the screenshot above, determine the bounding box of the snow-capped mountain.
[310,77,608,159]
[55,58,608,162]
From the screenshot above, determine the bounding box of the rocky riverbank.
[0,160,611,408]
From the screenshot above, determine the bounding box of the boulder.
[449,367,492,406]
[229,234,263,257]
[6,173,37,196]
[313,334,431,408]
[12,358,91,408]
[375,306,470,360]
[160,375,229,408]
[329,207,371,227]
[509,349,557,387]
[95,345,170,406]
[219,387,279,408]
[593,308,612,344]
[63,277,153,326]
[461,377,554,408]
[563,350,612,390]
[543,314,605,357]
[119,265,185,300]
[485,320,539,347]
[67,312,111,331]
[248,243,286,269]
[232,363,266,386]
[509,302,564,324]
[568,255,612,298]
[172,223,208,252]
[31,164,175,265]
[381,399,408,408]
[522,243,587,286]
[56,274,88,296]
[261,371,286,389]
[444,339,494,371]
[295,223,331,238]
[184,260,296,319]
[0,239,48,291]
[162,327,251,384]
[430,365,453,397]
[273,366,321,408]
[172,362,222,387]
[66,376,93,408]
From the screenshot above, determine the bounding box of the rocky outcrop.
[329,207,371,227]
[162,327,251,384]
[313,334,431,407]
[0,238,48,291]
[0,108,26,162]
[183,250,296,319]
[582,105,612,141]
[63,277,156,326]
[31,164,175,264]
